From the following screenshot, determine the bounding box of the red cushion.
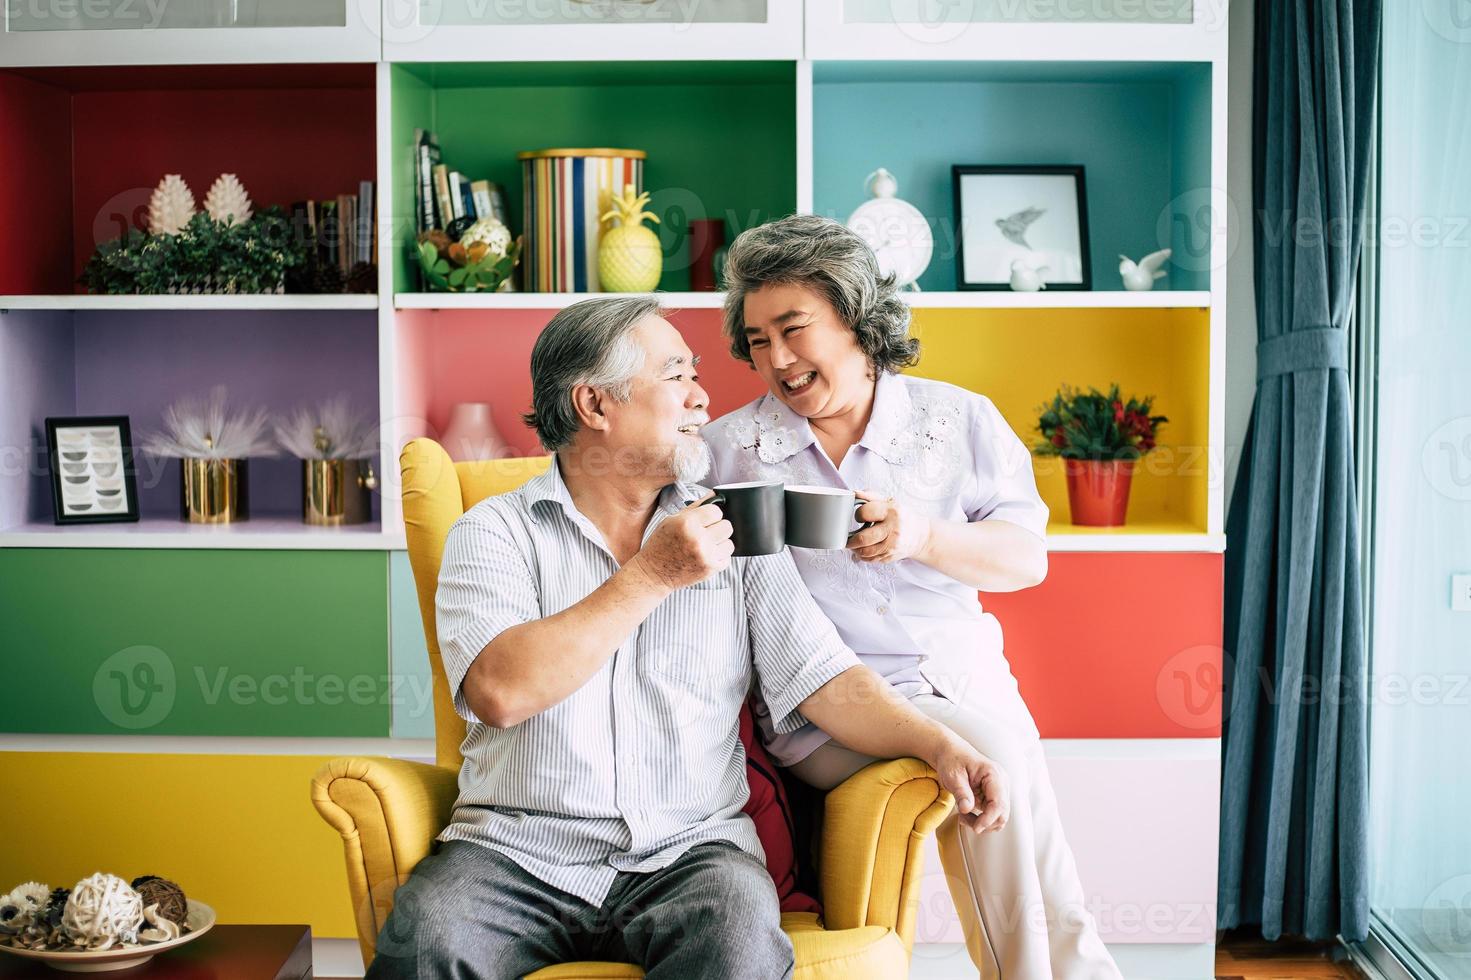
[739,704,821,915]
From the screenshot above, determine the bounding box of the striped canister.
[518,147,646,293]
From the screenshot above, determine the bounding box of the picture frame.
[952,165,1092,291]
[45,416,141,525]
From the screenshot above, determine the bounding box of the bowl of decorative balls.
[0,873,214,972]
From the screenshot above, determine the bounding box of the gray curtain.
[1219,0,1381,942]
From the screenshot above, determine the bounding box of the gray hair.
[522,295,663,451]
[721,214,919,373]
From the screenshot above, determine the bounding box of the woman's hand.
[847,491,933,563]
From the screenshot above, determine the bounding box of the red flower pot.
[1065,459,1135,526]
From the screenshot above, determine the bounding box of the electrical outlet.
[1454,575,1471,612]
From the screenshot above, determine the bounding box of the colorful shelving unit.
[0,4,1228,976]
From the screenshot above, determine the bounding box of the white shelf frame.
[0,517,395,550]
[393,291,726,310]
[0,294,380,312]
[392,289,1211,311]
[0,7,1230,554]
[0,21,381,67]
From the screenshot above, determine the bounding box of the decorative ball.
[459,217,512,258]
[62,873,143,950]
[130,876,187,927]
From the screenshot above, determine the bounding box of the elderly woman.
[703,215,1122,979]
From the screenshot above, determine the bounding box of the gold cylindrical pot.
[303,459,373,526]
[181,458,247,524]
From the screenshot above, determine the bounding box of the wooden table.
[0,925,312,979]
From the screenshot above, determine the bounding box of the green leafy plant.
[1035,384,1168,460]
[80,206,306,295]
[415,237,521,293]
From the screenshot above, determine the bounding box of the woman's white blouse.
[704,370,1050,765]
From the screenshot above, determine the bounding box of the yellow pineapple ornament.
[598,184,662,292]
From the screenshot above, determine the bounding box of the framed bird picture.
[952,165,1091,291]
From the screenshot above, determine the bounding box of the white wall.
[1223,0,1257,512]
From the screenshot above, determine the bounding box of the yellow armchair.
[311,438,954,979]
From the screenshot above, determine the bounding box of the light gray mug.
[784,485,870,550]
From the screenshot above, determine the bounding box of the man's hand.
[847,491,933,563]
[627,501,734,593]
[928,734,1011,834]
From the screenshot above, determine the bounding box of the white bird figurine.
[1119,248,1172,291]
[1009,258,1049,292]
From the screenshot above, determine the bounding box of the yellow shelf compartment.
[905,306,1211,537]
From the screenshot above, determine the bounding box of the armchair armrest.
[311,757,460,964]
[817,758,954,952]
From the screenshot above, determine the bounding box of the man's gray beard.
[673,440,712,484]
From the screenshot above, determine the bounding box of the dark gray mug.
[708,481,786,557]
[784,485,869,550]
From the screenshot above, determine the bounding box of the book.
[481,182,510,227]
[412,129,426,235]
[457,175,476,223]
[357,180,374,265]
[432,164,454,233]
[318,201,340,271]
[448,171,466,221]
[290,199,319,253]
[423,132,441,231]
[470,180,491,221]
[337,193,355,278]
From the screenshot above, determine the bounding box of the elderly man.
[366,297,1010,980]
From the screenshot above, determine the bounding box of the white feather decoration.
[142,386,278,460]
[274,396,377,460]
[147,175,196,236]
[203,173,253,226]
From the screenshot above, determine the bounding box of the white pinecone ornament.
[203,174,253,226]
[147,175,196,236]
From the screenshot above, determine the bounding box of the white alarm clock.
[846,168,933,290]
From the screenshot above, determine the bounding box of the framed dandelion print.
[952,165,1091,291]
[46,416,140,525]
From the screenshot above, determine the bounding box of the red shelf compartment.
[0,64,376,296]
[986,552,1225,739]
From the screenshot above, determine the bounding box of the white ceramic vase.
[441,402,509,461]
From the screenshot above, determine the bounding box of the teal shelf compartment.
[390,61,798,294]
[812,61,1213,292]
[389,549,435,739]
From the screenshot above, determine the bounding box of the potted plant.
[1035,384,1167,527]
[79,175,306,295]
